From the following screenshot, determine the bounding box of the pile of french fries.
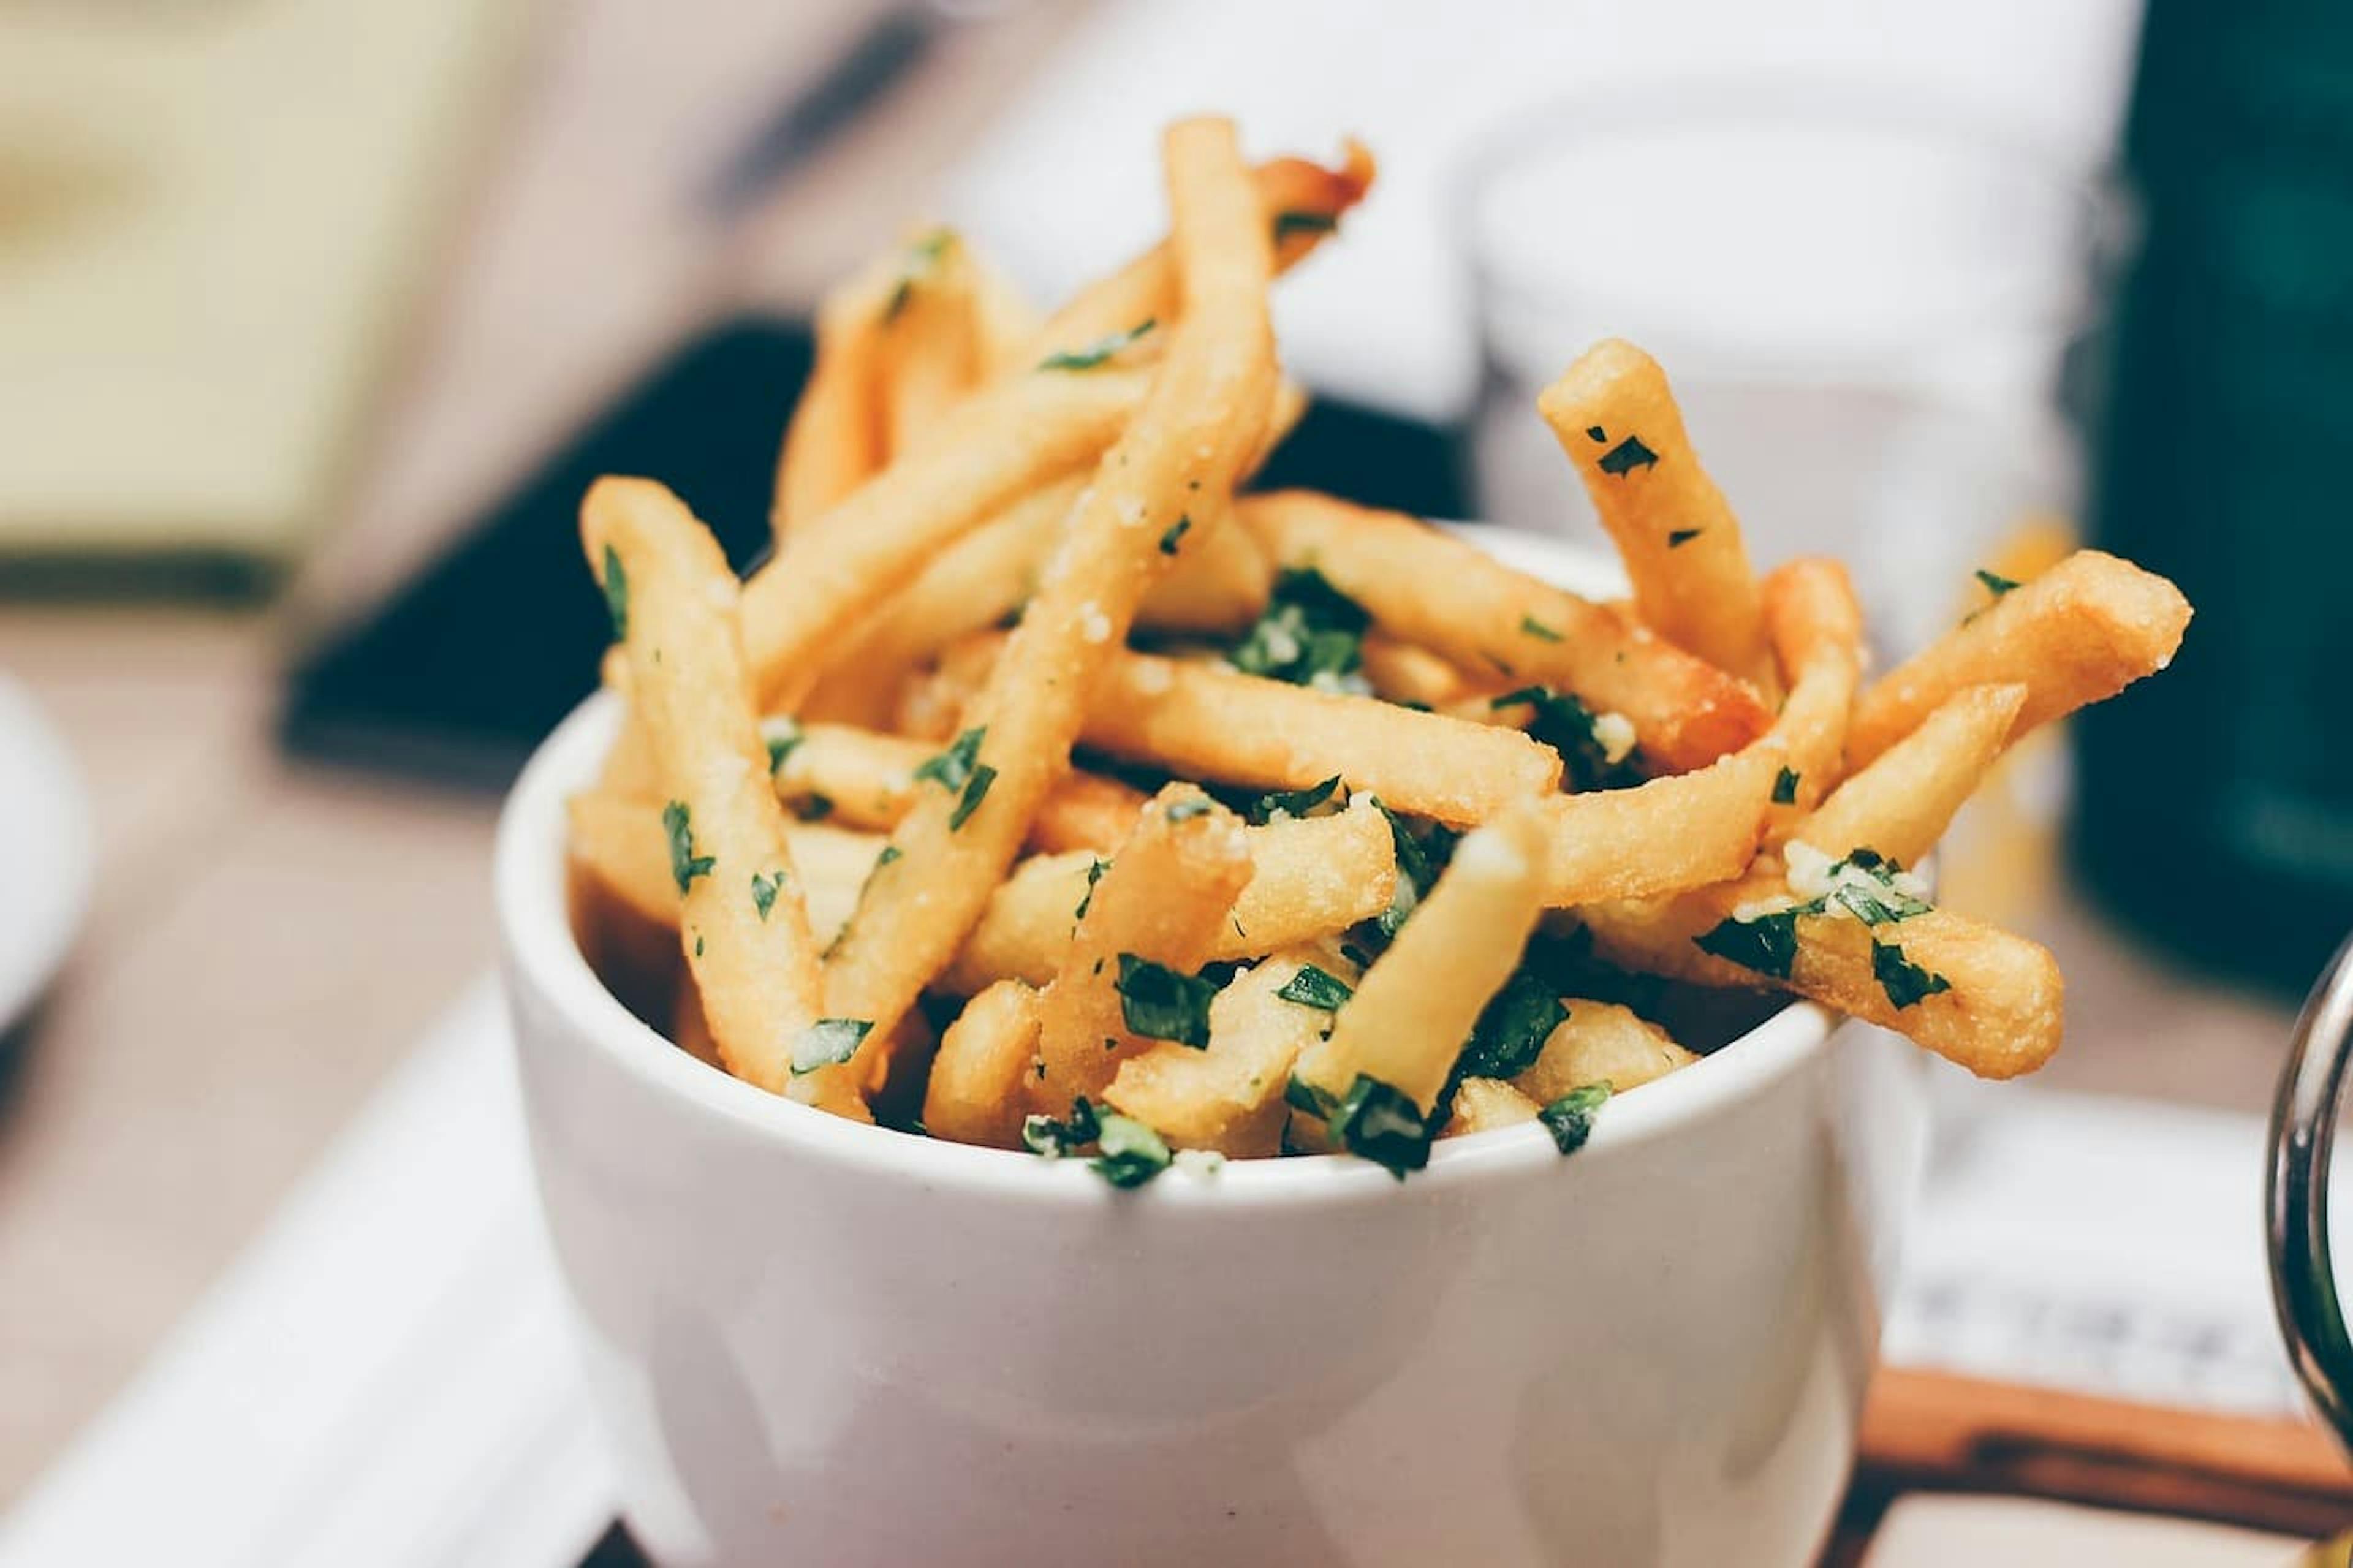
[567,118,2192,1184]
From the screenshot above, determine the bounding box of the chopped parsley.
[1519,613,1563,642]
[1115,954,1217,1048]
[1585,425,1607,442]
[949,764,996,830]
[1538,1081,1612,1155]
[790,1017,872,1076]
[1159,516,1192,555]
[692,933,703,958]
[1038,317,1156,371]
[876,844,903,868]
[1248,775,1344,824]
[1458,968,1566,1080]
[792,794,835,822]
[1272,209,1338,241]
[1490,685,1640,791]
[662,801,714,892]
[750,871,781,920]
[1275,964,1354,1011]
[1370,798,1458,937]
[1773,766,1800,805]
[1339,942,1376,970]
[914,725,987,793]
[1091,1111,1173,1187]
[1335,1075,1432,1180]
[1694,849,1934,980]
[762,717,804,774]
[1229,567,1371,690]
[1694,901,1810,979]
[1074,857,1109,920]
[1021,1096,1099,1158]
[1872,941,1952,1009]
[1976,568,2021,599]
[1597,434,1659,477]
[601,545,628,640]
[1666,528,1703,548]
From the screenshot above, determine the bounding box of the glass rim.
[1456,77,2140,368]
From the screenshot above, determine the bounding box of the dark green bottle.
[2075,0,2353,990]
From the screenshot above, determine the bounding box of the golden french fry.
[1798,683,2026,868]
[670,972,723,1070]
[593,646,665,797]
[741,365,1151,705]
[1034,787,1254,1112]
[877,232,982,457]
[1025,143,1375,360]
[1085,647,1562,827]
[580,478,860,1115]
[1360,634,1482,709]
[944,801,1399,993]
[1512,1001,1696,1105]
[567,792,882,947]
[1444,1077,1542,1137]
[1537,339,1773,689]
[1105,947,1347,1157]
[1759,558,1864,826]
[1293,800,1553,1124]
[773,251,898,538]
[1847,550,2191,765]
[1139,499,1275,634]
[768,718,1145,853]
[968,248,1044,376]
[1239,490,1771,771]
[922,979,1042,1149]
[1531,740,1781,906]
[819,117,1279,1067]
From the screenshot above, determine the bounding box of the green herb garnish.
[1666,528,1703,548]
[915,725,986,793]
[662,801,714,892]
[876,844,903,869]
[1115,954,1217,1048]
[1272,209,1338,241]
[793,794,835,822]
[751,871,781,920]
[1872,941,1952,1009]
[1038,317,1156,371]
[1276,964,1354,1011]
[1490,685,1639,791]
[1585,424,1607,442]
[1694,901,1812,979]
[790,1017,872,1076]
[881,229,955,323]
[1074,857,1109,920]
[1229,567,1371,689]
[1597,434,1658,476]
[1519,613,1563,642]
[601,545,629,640]
[1459,968,1566,1080]
[1773,766,1800,805]
[1247,775,1344,824]
[1021,1096,1099,1159]
[1159,516,1191,555]
[762,718,804,774]
[1091,1111,1173,1187]
[1538,1081,1612,1155]
[1976,568,2021,599]
[949,765,996,830]
[1332,1074,1432,1180]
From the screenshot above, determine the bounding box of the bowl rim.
[493,528,1843,1209]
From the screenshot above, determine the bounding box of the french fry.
[580,478,860,1114]
[772,252,896,538]
[968,248,1044,376]
[1110,947,1355,1157]
[1798,683,2026,868]
[1759,558,1864,828]
[1239,490,1771,770]
[1085,646,1562,826]
[671,972,723,1070]
[1025,143,1374,360]
[1531,739,1781,906]
[1139,499,1275,634]
[944,801,1398,992]
[818,117,1279,1070]
[1537,339,1773,688]
[768,719,1146,853]
[922,979,1042,1149]
[1293,800,1553,1124]
[1847,550,2191,765]
[740,365,1151,705]
[877,232,982,457]
[1034,787,1254,1111]
[1512,1001,1696,1105]
[567,790,882,946]
[593,646,665,797]
[1444,1078,1541,1137]
[1360,634,1482,709]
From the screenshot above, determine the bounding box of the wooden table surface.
[0,0,2302,1519]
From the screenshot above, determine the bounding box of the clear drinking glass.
[1464,86,2127,653]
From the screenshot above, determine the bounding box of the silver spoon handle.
[2267,931,2353,1450]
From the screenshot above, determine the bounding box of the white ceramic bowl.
[495,532,1930,1567]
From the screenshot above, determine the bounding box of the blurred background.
[4,0,2352,1556]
